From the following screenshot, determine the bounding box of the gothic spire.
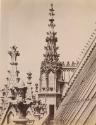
[43,4,59,63]
[8,45,20,85]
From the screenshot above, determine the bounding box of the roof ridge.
[63,32,96,98]
[54,32,96,121]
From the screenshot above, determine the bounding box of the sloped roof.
[1,103,11,125]
[54,33,96,125]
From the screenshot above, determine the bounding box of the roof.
[54,33,96,125]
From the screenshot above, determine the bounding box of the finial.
[27,72,32,80]
[8,45,20,63]
[27,72,32,84]
[48,3,55,30]
[35,83,38,92]
[66,61,70,67]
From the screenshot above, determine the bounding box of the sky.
[0,0,96,87]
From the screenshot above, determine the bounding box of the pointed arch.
[49,71,55,90]
[26,108,35,124]
[26,110,32,120]
[6,106,17,125]
[7,111,14,124]
[41,73,47,90]
[56,69,62,80]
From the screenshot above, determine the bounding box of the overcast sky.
[0,0,96,86]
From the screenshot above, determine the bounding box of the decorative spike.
[6,77,9,81]
[47,32,49,35]
[62,62,65,66]
[16,70,20,77]
[50,4,54,11]
[92,32,96,35]
[77,57,81,61]
[91,34,94,37]
[84,45,87,48]
[66,61,70,66]
[81,50,84,54]
[72,61,75,66]
[86,42,89,45]
[16,77,20,83]
[7,70,11,73]
[89,37,92,39]
[82,48,85,51]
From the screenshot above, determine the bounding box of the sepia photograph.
[0,0,96,125]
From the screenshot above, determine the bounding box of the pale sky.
[0,0,96,87]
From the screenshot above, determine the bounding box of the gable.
[1,104,17,125]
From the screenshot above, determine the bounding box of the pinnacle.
[43,4,59,63]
